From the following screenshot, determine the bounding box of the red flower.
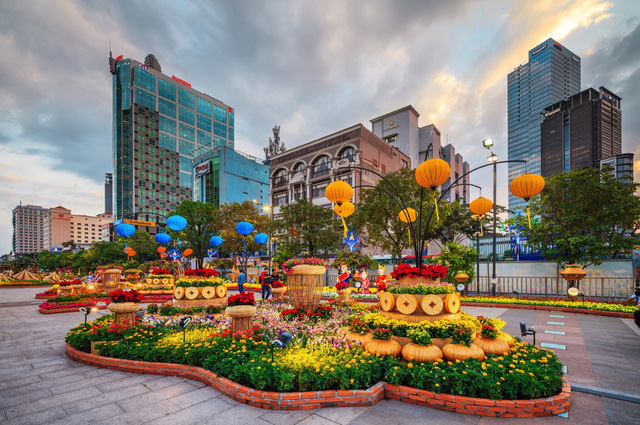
[109,289,143,303]
[335,281,349,291]
[228,291,256,306]
[185,268,218,277]
[377,282,387,291]
[151,268,172,275]
[390,265,448,280]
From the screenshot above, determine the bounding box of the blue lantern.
[169,248,181,260]
[155,233,171,244]
[235,221,254,236]
[166,215,188,232]
[254,233,268,245]
[115,223,136,238]
[210,236,223,247]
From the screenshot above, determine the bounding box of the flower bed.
[391,265,448,280]
[65,302,564,405]
[175,277,227,288]
[386,281,455,295]
[40,302,108,314]
[0,281,48,287]
[461,295,638,315]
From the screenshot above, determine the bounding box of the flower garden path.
[1,287,639,425]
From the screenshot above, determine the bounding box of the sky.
[1,0,639,255]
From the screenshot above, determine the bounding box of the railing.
[470,276,635,301]
[272,177,288,188]
[312,164,330,178]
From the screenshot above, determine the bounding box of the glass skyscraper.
[109,53,235,222]
[507,39,580,211]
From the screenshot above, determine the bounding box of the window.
[213,105,227,123]
[178,88,195,109]
[179,123,195,141]
[292,162,306,175]
[312,183,328,198]
[272,169,288,188]
[197,97,212,116]
[339,147,356,163]
[274,193,287,206]
[197,114,212,132]
[134,88,155,110]
[401,159,408,168]
[198,130,212,146]
[179,173,192,189]
[385,135,398,144]
[179,156,192,172]
[159,98,176,118]
[312,156,330,177]
[228,128,234,141]
[135,68,156,92]
[159,79,176,101]
[213,121,227,138]
[179,106,195,126]
[179,140,195,156]
[228,111,234,127]
[159,116,176,135]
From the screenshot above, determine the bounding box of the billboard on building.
[195,162,210,177]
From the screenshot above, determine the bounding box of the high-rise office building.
[109,53,235,224]
[12,204,46,255]
[507,39,581,210]
[541,87,622,176]
[104,173,113,214]
[370,105,470,203]
[193,146,269,207]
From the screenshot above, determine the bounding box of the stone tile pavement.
[1,288,639,424]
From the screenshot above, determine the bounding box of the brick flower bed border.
[65,343,570,417]
[40,304,109,315]
[0,282,50,288]
[461,302,634,319]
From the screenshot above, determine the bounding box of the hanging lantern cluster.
[415,159,451,221]
[236,221,254,256]
[333,201,355,238]
[469,197,493,236]
[326,181,355,238]
[509,174,545,228]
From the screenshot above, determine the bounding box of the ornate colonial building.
[268,124,410,216]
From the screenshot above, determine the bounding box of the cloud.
[0,0,636,254]
[1,174,21,182]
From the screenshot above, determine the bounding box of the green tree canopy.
[273,199,342,259]
[512,167,640,268]
[168,200,221,268]
[219,201,271,272]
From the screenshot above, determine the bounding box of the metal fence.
[470,276,635,301]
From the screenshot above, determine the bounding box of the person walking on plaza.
[260,266,272,300]
[270,268,280,286]
[237,269,245,293]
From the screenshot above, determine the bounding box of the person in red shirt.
[260,267,271,300]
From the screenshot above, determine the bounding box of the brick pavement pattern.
[1,288,639,424]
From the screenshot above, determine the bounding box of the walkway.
[1,288,639,424]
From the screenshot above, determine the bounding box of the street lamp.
[483,138,498,294]
[253,200,274,270]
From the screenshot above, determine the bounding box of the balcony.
[311,163,330,178]
[272,177,289,188]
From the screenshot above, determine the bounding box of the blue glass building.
[507,39,580,211]
[109,53,235,221]
[192,147,269,208]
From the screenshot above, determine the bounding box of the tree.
[431,241,478,284]
[274,199,342,259]
[513,167,640,268]
[168,200,221,268]
[219,201,271,273]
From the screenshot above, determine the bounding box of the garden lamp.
[520,322,536,346]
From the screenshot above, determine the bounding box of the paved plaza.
[1,287,640,425]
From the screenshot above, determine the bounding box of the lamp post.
[253,199,274,270]
[483,138,499,295]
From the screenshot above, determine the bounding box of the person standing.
[237,269,246,293]
[270,268,280,286]
[260,266,271,300]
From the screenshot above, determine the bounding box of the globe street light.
[483,139,498,294]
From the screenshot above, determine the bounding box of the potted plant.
[108,289,143,326]
[402,328,443,363]
[271,281,286,301]
[225,292,257,332]
[390,264,448,287]
[366,328,402,357]
[472,324,510,355]
[442,327,485,361]
[281,257,328,310]
[560,264,587,282]
[335,280,351,302]
[345,317,372,347]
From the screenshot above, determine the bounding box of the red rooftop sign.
[172,75,191,87]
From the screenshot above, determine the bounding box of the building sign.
[138,64,150,72]
[544,108,560,117]
[172,75,191,87]
[124,219,156,227]
[553,43,562,51]
[101,223,111,230]
[194,162,210,176]
[112,219,123,226]
[383,124,400,133]
[531,44,547,56]
[572,55,579,63]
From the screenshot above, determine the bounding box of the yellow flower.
[408,363,413,368]
[482,372,487,377]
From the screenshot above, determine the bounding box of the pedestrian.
[237,269,246,293]
[270,268,280,286]
[260,267,272,300]
[628,286,640,306]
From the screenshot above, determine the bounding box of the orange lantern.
[157,247,166,254]
[325,180,353,205]
[398,208,417,223]
[469,197,493,236]
[415,159,450,222]
[183,249,193,256]
[509,174,545,227]
[333,201,355,238]
[123,247,134,256]
[129,250,136,257]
